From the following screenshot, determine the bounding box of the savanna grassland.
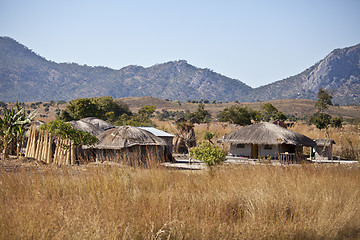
[0,163,360,239]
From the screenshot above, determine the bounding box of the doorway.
[251,144,258,159]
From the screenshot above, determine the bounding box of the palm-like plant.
[0,104,37,160]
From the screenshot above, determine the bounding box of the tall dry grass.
[1,163,359,239]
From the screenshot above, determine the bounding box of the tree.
[273,111,287,121]
[315,88,333,112]
[312,88,333,132]
[59,96,132,123]
[312,112,331,130]
[190,132,226,170]
[116,105,156,127]
[217,105,257,126]
[191,103,211,123]
[39,120,98,149]
[0,104,37,160]
[331,116,343,128]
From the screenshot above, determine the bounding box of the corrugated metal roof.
[138,127,174,137]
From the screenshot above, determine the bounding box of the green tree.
[217,105,257,126]
[330,116,343,128]
[315,88,333,112]
[260,103,278,121]
[312,112,331,130]
[59,96,131,122]
[190,132,226,170]
[312,88,333,132]
[40,120,98,149]
[116,106,156,127]
[191,103,211,123]
[273,111,288,121]
[138,105,156,118]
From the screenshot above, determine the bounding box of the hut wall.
[161,136,174,153]
[230,143,252,157]
[258,144,279,159]
[230,143,303,160]
[95,145,166,165]
[315,145,333,160]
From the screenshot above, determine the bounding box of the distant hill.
[0,37,251,102]
[0,36,359,105]
[249,44,360,105]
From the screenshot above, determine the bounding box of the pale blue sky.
[1,0,359,87]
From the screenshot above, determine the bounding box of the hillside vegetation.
[1,37,359,105]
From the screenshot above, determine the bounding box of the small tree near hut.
[312,88,333,134]
[190,132,226,170]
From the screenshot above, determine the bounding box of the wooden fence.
[25,123,76,165]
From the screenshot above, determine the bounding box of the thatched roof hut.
[95,126,166,149]
[218,122,315,160]
[90,126,167,164]
[217,122,315,147]
[67,120,105,136]
[79,117,115,131]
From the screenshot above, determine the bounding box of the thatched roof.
[92,126,166,150]
[217,122,316,147]
[315,139,336,146]
[67,120,105,136]
[79,117,115,130]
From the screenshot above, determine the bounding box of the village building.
[88,126,168,165]
[138,127,174,151]
[79,117,115,130]
[67,119,105,136]
[217,122,316,161]
[314,139,336,160]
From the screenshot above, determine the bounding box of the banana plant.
[0,105,37,160]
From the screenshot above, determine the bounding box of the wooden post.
[54,137,60,165]
[34,133,41,160]
[70,141,75,165]
[47,133,53,164]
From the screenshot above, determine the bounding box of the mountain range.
[0,36,359,105]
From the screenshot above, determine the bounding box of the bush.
[190,141,227,168]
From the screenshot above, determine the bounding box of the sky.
[1,0,360,88]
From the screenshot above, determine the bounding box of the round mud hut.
[89,126,167,165]
[217,122,316,161]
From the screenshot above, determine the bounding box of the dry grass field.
[1,162,359,239]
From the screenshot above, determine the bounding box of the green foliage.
[312,113,331,130]
[273,111,287,121]
[59,96,132,123]
[315,88,333,112]
[204,132,214,141]
[217,105,257,126]
[138,105,156,118]
[57,100,66,105]
[157,109,188,121]
[260,103,287,122]
[40,120,98,148]
[330,116,343,128]
[114,106,156,127]
[191,103,211,123]
[313,89,333,131]
[190,141,227,168]
[0,104,37,159]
